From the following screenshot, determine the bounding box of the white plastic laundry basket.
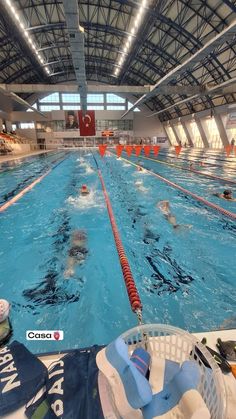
[120,324,226,419]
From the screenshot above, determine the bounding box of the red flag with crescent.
[78,110,96,136]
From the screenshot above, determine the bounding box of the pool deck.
[2,328,236,419]
[0,149,54,164]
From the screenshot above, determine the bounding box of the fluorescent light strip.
[113,0,147,77]
[5,0,50,75]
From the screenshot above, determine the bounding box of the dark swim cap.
[223,190,232,195]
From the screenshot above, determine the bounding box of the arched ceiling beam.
[0,2,49,82]
[148,76,236,118]
[123,19,236,116]
[221,0,236,13]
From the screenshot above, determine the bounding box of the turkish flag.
[78,110,96,136]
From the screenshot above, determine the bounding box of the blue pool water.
[0,150,235,353]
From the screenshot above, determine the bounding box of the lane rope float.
[93,154,143,323]
[111,152,236,221]
[140,155,236,185]
[160,152,236,172]
[0,155,68,213]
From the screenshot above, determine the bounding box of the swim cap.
[224,190,232,195]
[0,299,10,322]
[81,185,87,190]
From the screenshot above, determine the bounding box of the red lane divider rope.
[114,154,236,221]
[0,156,67,213]
[141,155,236,185]
[97,168,142,315]
[188,167,236,185]
[0,170,51,212]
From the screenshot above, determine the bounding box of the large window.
[165,126,176,145]
[128,102,140,112]
[88,105,104,110]
[96,119,133,130]
[205,117,222,149]
[33,92,140,112]
[107,93,125,103]
[190,121,204,148]
[40,93,59,103]
[87,94,104,103]
[20,122,35,129]
[27,103,38,112]
[176,124,187,144]
[63,105,81,110]
[107,105,126,110]
[40,105,60,111]
[62,94,80,103]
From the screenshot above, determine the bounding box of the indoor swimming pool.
[0,150,235,353]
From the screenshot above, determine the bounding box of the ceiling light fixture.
[5,0,51,76]
[113,0,148,77]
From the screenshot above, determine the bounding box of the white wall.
[16,128,37,141]
[133,113,165,137]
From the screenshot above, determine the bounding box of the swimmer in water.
[157,201,192,230]
[213,189,236,201]
[80,184,90,196]
[64,230,88,278]
[135,180,148,193]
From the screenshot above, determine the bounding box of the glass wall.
[165,126,177,145]
[29,93,140,112]
[190,121,204,148]
[176,124,187,145]
[205,117,222,149]
[20,122,35,129]
[36,119,133,132]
